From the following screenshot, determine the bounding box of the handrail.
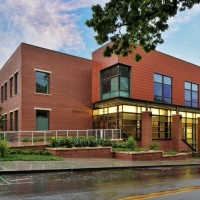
[0,129,122,147]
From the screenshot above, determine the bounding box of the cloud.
[0,0,109,68]
[163,4,200,37]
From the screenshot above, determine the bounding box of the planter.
[47,147,113,158]
[114,150,192,161]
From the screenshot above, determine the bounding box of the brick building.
[1,43,200,152]
[0,43,92,131]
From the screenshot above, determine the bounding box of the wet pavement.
[1,166,200,199]
[1,158,200,174]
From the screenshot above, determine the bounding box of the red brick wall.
[92,46,200,106]
[0,45,22,130]
[20,44,92,131]
[1,43,92,131]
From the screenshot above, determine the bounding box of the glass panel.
[120,77,129,91]
[102,93,110,100]
[164,98,171,104]
[151,108,159,115]
[154,74,162,83]
[110,91,119,98]
[119,91,129,97]
[185,82,191,90]
[192,84,198,91]
[164,84,171,98]
[119,65,130,76]
[36,110,49,131]
[192,102,198,108]
[36,71,49,94]
[108,107,117,114]
[164,76,171,85]
[102,79,111,93]
[154,82,162,96]
[102,69,111,79]
[123,105,136,113]
[111,77,118,91]
[154,96,162,101]
[185,90,191,101]
[110,66,119,76]
[192,91,198,102]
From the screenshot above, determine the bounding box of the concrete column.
[197,118,200,153]
[141,111,152,148]
[172,114,182,152]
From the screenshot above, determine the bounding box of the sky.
[0,0,200,69]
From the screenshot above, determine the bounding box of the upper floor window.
[154,73,172,104]
[185,82,198,108]
[4,82,7,101]
[10,77,13,98]
[14,72,18,95]
[1,85,3,103]
[36,71,50,94]
[101,64,130,100]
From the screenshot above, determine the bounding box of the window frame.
[101,64,131,100]
[36,70,50,94]
[184,81,199,108]
[154,73,172,104]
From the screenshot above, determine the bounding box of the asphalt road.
[1,166,200,200]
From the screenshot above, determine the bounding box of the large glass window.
[185,82,198,108]
[36,71,50,94]
[154,74,172,104]
[36,110,49,130]
[101,64,130,100]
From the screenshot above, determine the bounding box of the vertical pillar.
[197,118,200,153]
[141,111,152,148]
[172,115,182,152]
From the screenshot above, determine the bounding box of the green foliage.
[164,151,177,155]
[87,136,97,147]
[149,141,160,150]
[123,136,137,150]
[86,0,199,61]
[0,140,9,157]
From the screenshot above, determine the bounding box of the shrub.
[0,139,9,157]
[87,136,97,147]
[123,136,137,150]
[73,136,87,147]
[149,141,160,150]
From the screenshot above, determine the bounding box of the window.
[185,82,198,108]
[10,77,13,98]
[10,112,13,131]
[14,72,18,95]
[3,114,7,131]
[101,64,130,100]
[4,82,7,101]
[154,74,172,104]
[14,110,18,131]
[36,110,49,130]
[36,71,50,94]
[1,85,3,103]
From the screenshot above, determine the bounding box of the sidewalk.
[1,158,200,174]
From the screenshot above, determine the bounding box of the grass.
[0,154,63,161]
[113,147,149,152]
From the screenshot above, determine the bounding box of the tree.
[86,0,200,61]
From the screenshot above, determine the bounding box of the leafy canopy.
[86,0,200,61]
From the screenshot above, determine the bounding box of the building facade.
[0,43,92,131]
[1,43,200,152]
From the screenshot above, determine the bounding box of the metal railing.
[0,129,122,147]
